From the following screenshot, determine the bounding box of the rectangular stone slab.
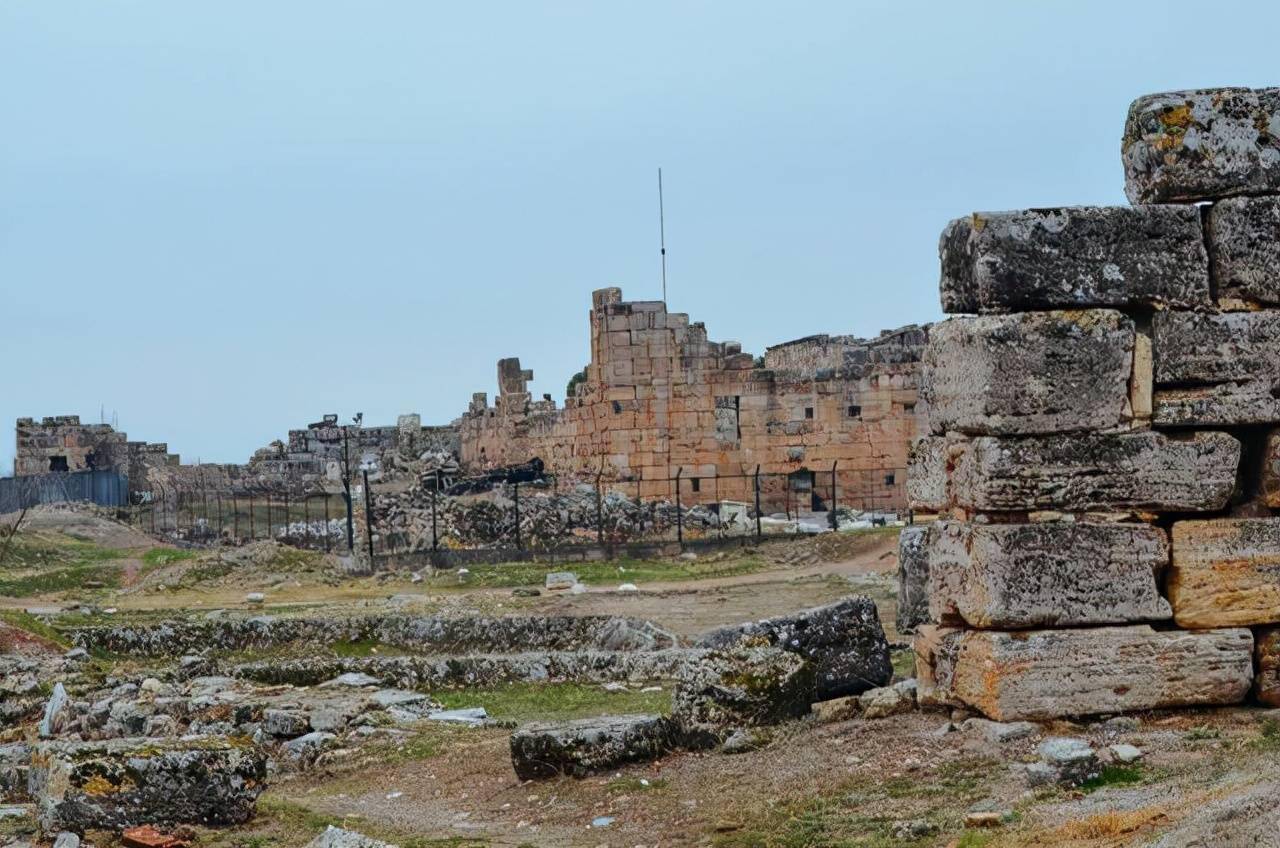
[928,521,1171,628]
[1153,310,1280,425]
[936,626,1253,720]
[906,436,950,512]
[940,206,1209,313]
[896,525,931,634]
[509,714,680,780]
[1169,519,1280,627]
[940,431,1239,513]
[1207,196,1280,306]
[923,310,1136,436]
[1123,87,1280,203]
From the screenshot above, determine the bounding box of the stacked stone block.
[906,86,1280,720]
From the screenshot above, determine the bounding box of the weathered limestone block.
[1265,430,1280,509]
[697,597,892,700]
[939,207,1209,313]
[934,626,1253,720]
[1123,87,1280,203]
[509,714,680,780]
[30,737,267,831]
[1254,628,1280,707]
[933,431,1239,513]
[928,521,1171,628]
[912,624,963,708]
[1207,196,1280,306]
[672,647,814,748]
[906,436,950,512]
[923,310,1137,435]
[1153,310,1280,425]
[1169,519,1280,627]
[896,525,931,634]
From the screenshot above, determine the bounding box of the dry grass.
[1055,806,1168,841]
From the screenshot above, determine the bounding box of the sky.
[4,1,1280,471]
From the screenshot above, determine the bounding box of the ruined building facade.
[458,288,927,511]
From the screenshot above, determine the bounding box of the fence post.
[513,482,522,551]
[362,470,375,563]
[830,460,839,531]
[674,468,683,549]
[595,470,604,546]
[431,469,440,552]
[754,465,762,541]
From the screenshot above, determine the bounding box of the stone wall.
[456,288,927,510]
[14,416,179,479]
[907,85,1280,720]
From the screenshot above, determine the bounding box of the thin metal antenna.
[658,167,667,303]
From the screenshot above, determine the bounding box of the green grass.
[141,547,199,568]
[430,554,765,590]
[0,563,123,596]
[0,530,131,597]
[434,681,671,722]
[1079,764,1145,794]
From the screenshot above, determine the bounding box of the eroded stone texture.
[1169,519,1280,627]
[697,597,891,700]
[928,521,1171,628]
[939,207,1209,313]
[672,647,815,747]
[906,436,950,512]
[945,431,1239,513]
[1123,87,1280,203]
[1153,310,1280,425]
[1265,431,1280,509]
[923,311,1136,435]
[934,626,1253,720]
[1207,196,1280,306]
[1253,628,1280,707]
[896,526,931,634]
[30,737,267,831]
[509,714,680,780]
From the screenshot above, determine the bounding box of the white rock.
[1110,743,1144,764]
[245,592,265,604]
[38,682,68,738]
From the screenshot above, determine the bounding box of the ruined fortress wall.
[15,416,176,478]
[906,86,1280,721]
[458,288,926,510]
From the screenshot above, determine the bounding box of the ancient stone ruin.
[905,86,1280,720]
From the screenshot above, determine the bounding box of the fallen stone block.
[509,714,680,780]
[1253,628,1280,707]
[961,718,1038,744]
[1123,87,1280,203]
[923,310,1138,436]
[696,597,892,700]
[280,731,336,764]
[672,647,814,747]
[1169,519,1280,627]
[29,737,266,831]
[1153,310,1280,426]
[262,709,310,738]
[858,679,916,719]
[939,206,1209,313]
[928,521,1171,628]
[1207,195,1280,306]
[896,526,931,634]
[923,431,1239,513]
[307,826,397,848]
[933,626,1253,720]
[1025,737,1100,788]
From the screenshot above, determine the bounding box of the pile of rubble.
[903,85,1280,720]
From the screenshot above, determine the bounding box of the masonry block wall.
[458,287,928,511]
[903,86,1280,720]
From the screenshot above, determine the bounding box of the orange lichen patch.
[1159,104,1193,130]
[80,773,131,795]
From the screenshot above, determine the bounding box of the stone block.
[672,647,814,747]
[1169,519,1280,627]
[30,737,266,831]
[696,596,892,700]
[1254,627,1280,707]
[1265,431,1280,509]
[896,525,931,634]
[934,626,1253,720]
[939,206,1209,313]
[1123,87,1280,203]
[509,714,680,780]
[1207,195,1280,306]
[906,436,950,512]
[928,521,1171,628]
[1153,310,1280,426]
[938,431,1239,513]
[923,310,1136,435]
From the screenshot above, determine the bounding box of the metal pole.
[754,465,762,541]
[432,469,440,552]
[362,470,375,563]
[675,468,683,549]
[513,482,521,551]
[342,426,355,552]
[830,460,838,531]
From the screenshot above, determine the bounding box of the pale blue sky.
[4,2,1278,471]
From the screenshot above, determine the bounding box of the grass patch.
[0,563,122,597]
[330,639,401,658]
[1252,717,1280,751]
[141,547,198,568]
[1079,764,1145,794]
[0,530,130,597]
[607,776,669,792]
[890,647,915,678]
[0,609,73,647]
[430,554,765,590]
[434,681,670,722]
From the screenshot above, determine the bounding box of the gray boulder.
[308,827,398,848]
[697,597,891,700]
[672,647,815,748]
[509,714,680,780]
